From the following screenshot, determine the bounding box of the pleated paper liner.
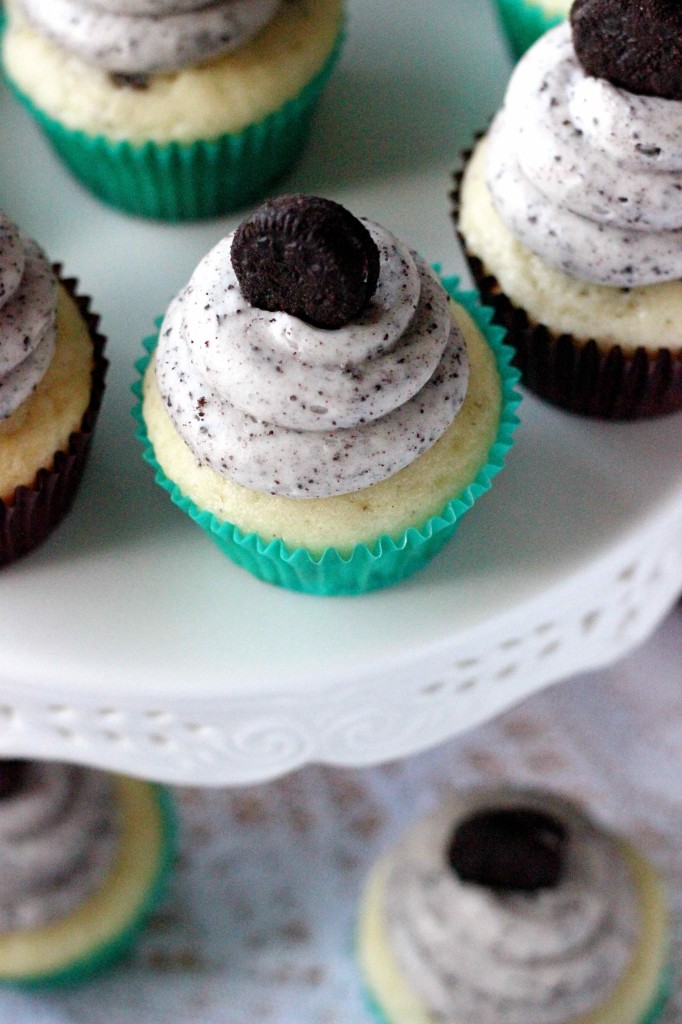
[133,279,521,597]
[451,152,682,421]
[0,271,108,567]
[4,32,343,222]
[493,0,564,60]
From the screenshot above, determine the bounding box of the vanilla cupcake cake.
[456,0,682,418]
[0,211,107,566]
[2,0,343,219]
[136,194,520,595]
[0,760,175,987]
[359,787,671,1024]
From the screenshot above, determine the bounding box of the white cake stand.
[0,0,680,787]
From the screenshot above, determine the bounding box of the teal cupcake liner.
[4,32,343,221]
[4,783,177,990]
[364,960,674,1024]
[493,0,565,59]
[133,276,521,596]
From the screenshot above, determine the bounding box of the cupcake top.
[485,0,682,287]
[13,0,281,74]
[0,212,57,423]
[0,761,117,931]
[380,787,640,1024]
[155,194,470,498]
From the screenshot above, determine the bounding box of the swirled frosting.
[15,0,280,74]
[382,789,639,1024]
[486,23,682,287]
[155,222,469,498]
[0,213,57,423]
[0,764,117,932]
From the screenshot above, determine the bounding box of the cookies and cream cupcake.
[456,0,682,418]
[493,0,569,60]
[359,787,671,1024]
[135,194,520,595]
[0,210,107,566]
[0,761,175,987]
[2,0,344,220]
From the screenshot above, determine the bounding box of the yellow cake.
[0,286,94,503]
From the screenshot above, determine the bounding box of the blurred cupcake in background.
[0,761,175,987]
[493,0,569,60]
[359,786,672,1024]
[1,0,344,220]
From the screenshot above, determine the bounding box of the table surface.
[2,605,680,1023]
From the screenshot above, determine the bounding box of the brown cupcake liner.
[450,148,682,420]
[0,270,108,566]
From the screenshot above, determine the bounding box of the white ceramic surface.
[0,0,680,785]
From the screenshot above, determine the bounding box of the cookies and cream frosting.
[14,0,281,74]
[485,23,682,287]
[0,764,117,932]
[381,789,640,1024]
[0,213,57,423]
[155,222,469,499]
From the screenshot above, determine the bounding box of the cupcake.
[0,210,107,566]
[359,787,671,1024]
[0,760,175,987]
[455,0,682,419]
[494,0,569,60]
[1,0,343,220]
[135,194,520,595]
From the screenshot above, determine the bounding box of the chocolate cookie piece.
[231,194,380,330]
[447,807,567,892]
[571,0,682,100]
[109,72,150,90]
[0,760,30,800]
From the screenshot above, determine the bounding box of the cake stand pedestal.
[0,0,680,786]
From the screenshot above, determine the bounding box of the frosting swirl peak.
[155,222,469,498]
[0,763,117,931]
[486,24,682,287]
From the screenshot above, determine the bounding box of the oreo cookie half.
[0,760,30,801]
[447,807,568,892]
[571,0,682,100]
[231,194,380,330]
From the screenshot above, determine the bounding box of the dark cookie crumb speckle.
[231,194,380,329]
[447,807,568,892]
[109,71,150,90]
[571,0,682,99]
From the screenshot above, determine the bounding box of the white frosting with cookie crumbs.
[0,212,57,422]
[155,222,469,499]
[382,789,640,1024]
[486,23,682,287]
[0,765,117,932]
[15,0,280,74]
